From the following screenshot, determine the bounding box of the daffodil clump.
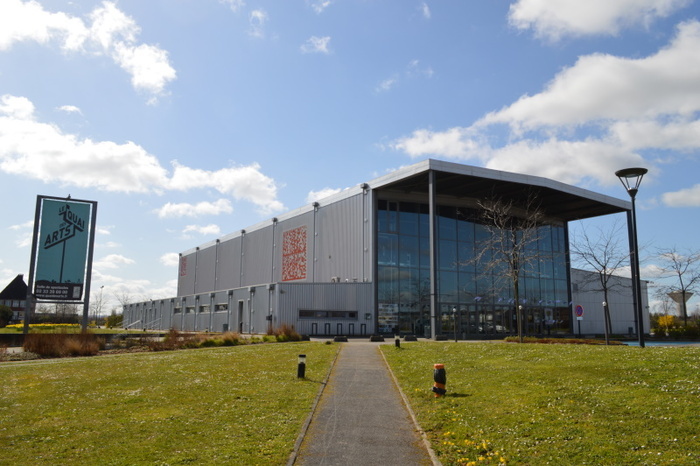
[441,430,507,465]
[6,323,80,331]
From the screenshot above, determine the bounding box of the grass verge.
[0,342,337,465]
[381,342,700,465]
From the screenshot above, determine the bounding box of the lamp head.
[615,167,648,198]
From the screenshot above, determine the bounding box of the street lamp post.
[615,168,647,348]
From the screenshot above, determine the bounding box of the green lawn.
[381,342,700,465]
[0,342,337,465]
[4,341,698,465]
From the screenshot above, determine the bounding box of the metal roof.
[370,159,630,221]
[182,159,630,256]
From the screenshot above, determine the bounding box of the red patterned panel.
[282,226,307,281]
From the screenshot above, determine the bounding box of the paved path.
[292,342,436,465]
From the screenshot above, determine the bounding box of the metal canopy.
[372,160,629,222]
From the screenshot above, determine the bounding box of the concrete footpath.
[290,342,438,465]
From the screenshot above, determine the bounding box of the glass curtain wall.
[377,199,571,337]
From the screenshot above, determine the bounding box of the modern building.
[570,268,649,336]
[123,159,649,338]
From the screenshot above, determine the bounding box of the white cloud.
[509,0,691,41]
[479,21,700,131]
[407,59,434,78]
[391,21,700,191]
[301,36,331,54]
[0,0,175,100]
[94,254,135,270]
[391,127,481,159]
[219,0,246,12]
[420,2,431,19]
[57,105,82,114]
[155,199,233,219]
[306,187,342,204]
[0,94,285,213]
[376,76,398,93]
[112,42,176,99]
[8,219,33,248]
[249,9,268,38]
[661,185,700,207]
[160,252,180,267]
[484,138,645,186]
[168,162,284,214]
[308,1,333,14]
[377,60,434,93]
[183,224,221,237]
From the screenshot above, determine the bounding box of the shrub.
[23,332,103,357]
[200,338,222,347]
[273,324,302,342]
[221,332,241,346]
[667,325,700,340]
[504,336,624,345]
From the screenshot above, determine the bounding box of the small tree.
[570,219,630,344]
[105,309,123,328]
[0,305,13,327]
[655,247,700,326]
[475,191,547,343]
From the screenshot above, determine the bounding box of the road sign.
[575,305,584,320]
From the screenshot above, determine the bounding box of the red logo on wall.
[282,226,307,281]
[179,256,187,277]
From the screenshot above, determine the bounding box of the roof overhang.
[370,159,630,222]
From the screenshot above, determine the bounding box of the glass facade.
[377,199,571,337]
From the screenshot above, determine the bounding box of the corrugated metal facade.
[124,188,375,335]
[124,282,374,335]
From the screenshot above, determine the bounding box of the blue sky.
[2,0,700,314]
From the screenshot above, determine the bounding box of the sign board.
[33,198,94,300]
[575,304,584,321]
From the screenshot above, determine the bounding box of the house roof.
[0,274,27,300]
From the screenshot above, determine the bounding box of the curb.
[286,343,343,466]
[379,345,442,466]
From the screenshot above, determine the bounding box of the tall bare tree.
[655,246,700,326]
[570,219,630,343]
[475,191,547,343]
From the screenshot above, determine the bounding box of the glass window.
[418,204,430,238]
[378,200,398,233]
[399,268,420,306]
[458,272,477,301]
[475,222,491,243]
[476,274,493,302]
[399,202,419,236]
[419,236,430,269]
[438,271,459,303]
[438,239,458,271]
[458,242,475,272]
[378,233,398,266]
[399,235,419,268]
[553,252,567,279]
[538,225,553,251]
[438,206,457,240]
[457,218,475,243]
[554,279,569,304]
[378,266,399,303]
